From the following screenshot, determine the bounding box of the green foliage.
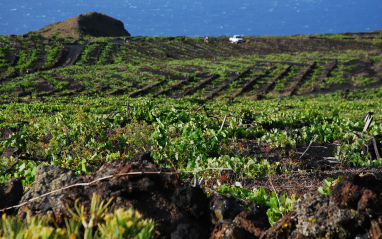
[0,194,154,239]
[0,48,9,68]
[11,160,38,186]
[76,43,100,66]
[0,35,380,99]
[0,88,381,185]
[216,184,297,225]
[66,194,154,238]
[336,138,382,166]
[65,193,114,238]
[98,208,154,239]
[151,108,229,169]
[98,43,114,65]
[0,35,381,198]
[317,176,341,195]
[266,192,297,225]
[44,43,61,67]
[205,155,272,177]
[217,185,269,206]
[0,212,65,239]
[15,48,40,73]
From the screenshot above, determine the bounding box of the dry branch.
[299,135,318,159]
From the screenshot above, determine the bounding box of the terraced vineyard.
[1,32,382,102]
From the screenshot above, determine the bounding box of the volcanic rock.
[260,212,296,239]
[10,159,382,238]
[171,223,207,239]
[17,164,77,219]
[210,205,270,239]
[0,178,23,213]
[211,222,257,239]
[264,173,382,238]
[172,186,208,218]
[233,209,271,237]
[209,194,244,224]
[291,194,368,238]
[330,174,382,213]
[15,160,211,238]
[11,160,280,238]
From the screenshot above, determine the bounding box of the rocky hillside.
[33,11,131,38]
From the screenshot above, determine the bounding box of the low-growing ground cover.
[0,31,382,238]
[1,90,381,183]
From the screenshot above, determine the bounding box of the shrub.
[0,194,154,239]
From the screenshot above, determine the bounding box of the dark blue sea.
[1,0,381,37]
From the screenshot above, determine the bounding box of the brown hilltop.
[34,11,131,38]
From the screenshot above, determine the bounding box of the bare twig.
[299,135,318,160]
[194,105,209,117]
[353,131,373,139]
[220,115,228,131]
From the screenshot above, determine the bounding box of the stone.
[170,223,206,239]
[211,222,256,239]
[172,186,208,218]
[260,212,296,239]
[17,164,77,218]
[233,207,270,237]
[330,174,382,214]
[0,178,23,213]
[209,194,244,225]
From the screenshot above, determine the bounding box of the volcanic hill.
[33,11,131,38]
